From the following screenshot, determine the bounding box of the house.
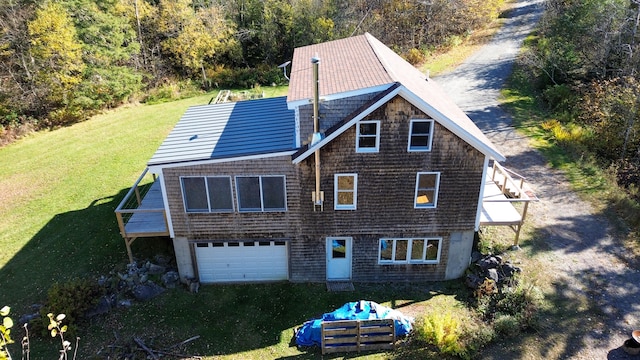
[115,33,534,284]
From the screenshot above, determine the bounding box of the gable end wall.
[292,96,484,282]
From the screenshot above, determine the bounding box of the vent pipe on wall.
[311,56,324,211]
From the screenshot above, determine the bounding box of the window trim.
[181,176,234,213]
[378,237,442,264]
[235,175,287,212]
[407,119,434,152]
[334,173,357,210]
[356,120,380,153]
[414,172,440,209]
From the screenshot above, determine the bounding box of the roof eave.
[286,84,393,110]
[148,150,298,173]
[397,86,506,162]
[292,84,402,164]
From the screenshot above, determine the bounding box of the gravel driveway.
[435,0,640,358]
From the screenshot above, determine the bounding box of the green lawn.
[0,86,478,358]
[0,93,216,306]
[0,25,534,356]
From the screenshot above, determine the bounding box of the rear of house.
[118,33,519,284]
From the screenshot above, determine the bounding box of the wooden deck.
[115,168,169,262]
[480,174,523,226]
[122,180,168,236]
[480,163,538,246]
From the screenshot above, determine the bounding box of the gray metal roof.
[148,96,296,166]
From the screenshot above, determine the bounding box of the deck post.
[125,237,136,264]
[513,224,522,247]
[513,202,531,247]
[116,212,126,237]
[134,186,142,205]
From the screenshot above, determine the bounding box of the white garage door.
[195,240,288,283]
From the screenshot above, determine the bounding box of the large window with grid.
[378,238,442,264]
[236,175,287,212]
[181,176,234,213]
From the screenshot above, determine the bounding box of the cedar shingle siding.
[164,96,483,282]
[295,96,483,281]
[298,92,383,146]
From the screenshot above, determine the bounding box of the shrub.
[493,314,520,336]
[415,312,463,357]
[37,278,104,337]
[143,79,203,104]
[404,48,426,65]
[415,308,495,360]
[543,84,578,112]
[206,64,285,90]
[476,280,541,333]
[541,119,586,144]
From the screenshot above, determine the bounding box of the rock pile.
[18,256,187,324]
[87,257,182,317]
[465,252,521,294]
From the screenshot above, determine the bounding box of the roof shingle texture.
[288,33,503,159]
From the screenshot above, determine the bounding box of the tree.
[156,0,235,83]
[62,0,143,109]
[291,0,335,48]
[0,1,36,121]
[27,1,85,119]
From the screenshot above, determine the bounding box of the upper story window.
[334,173,357,210]
[356,120,380,153]
[236,175,287,212]
[408,119,434,151]
[414,172,440,208]
[378,238,442,264]
[181,176,234,213]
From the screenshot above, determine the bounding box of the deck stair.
[489,162,537,201]
[209,89,231,104]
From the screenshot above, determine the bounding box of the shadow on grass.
[0,189,132,309]
[476,155,639,359]
[0,183,471,359]
[79,280,464,358]
[0,187,179,356]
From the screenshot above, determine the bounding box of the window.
[408,119,434,151]
[236,175,286,212]
[334,174,357,210]
[378,238,442,264]
[356,120,380,152]
[414,172,440,208]
[181,176,233,213]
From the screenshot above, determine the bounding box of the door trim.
[326,237,352,280]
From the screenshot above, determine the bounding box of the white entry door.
[326,237,352,280]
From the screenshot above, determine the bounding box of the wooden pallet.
[321,319,396,354]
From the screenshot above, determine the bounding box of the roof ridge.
[364,33,398,82]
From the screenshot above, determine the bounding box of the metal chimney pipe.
[311,56,323,208]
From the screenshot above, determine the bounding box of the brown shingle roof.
[287,33,504,161]
[287,34,393,102]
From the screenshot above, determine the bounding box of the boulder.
[162,271,180,288]
[132,281,165,301]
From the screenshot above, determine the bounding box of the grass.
[0,82,485,359]
[0,10,534,358]
[418,5,511,77]
[488,37,640,359]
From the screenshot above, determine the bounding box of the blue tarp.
[295,300,413,347]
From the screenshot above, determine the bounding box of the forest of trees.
[0,0,503,136]
[526,0,640,202]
